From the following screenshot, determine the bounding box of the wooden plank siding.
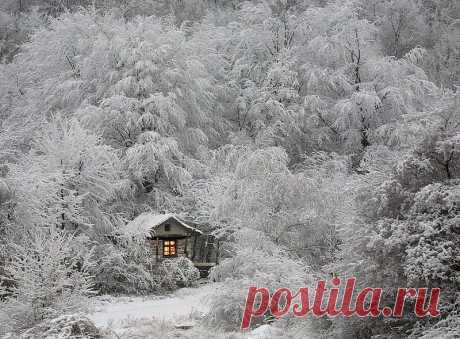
[147,238,192,260]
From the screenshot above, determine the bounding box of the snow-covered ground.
[89,283,216,330]
[88,283,284,338]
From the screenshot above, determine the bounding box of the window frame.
[163,239,177,257]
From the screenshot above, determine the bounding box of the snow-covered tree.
[301,3,438,163]
[8,115,120,230]
[0,228,95,334]
[0,0,457,337]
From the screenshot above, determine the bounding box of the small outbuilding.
[126,213,218,275]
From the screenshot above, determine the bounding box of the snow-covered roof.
[125,213,203,236]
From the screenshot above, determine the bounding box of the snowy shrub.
[366,181,460,288]
[88,237,158,295]
[206,278,258,330]
[156,257,200,290]
[0,229,95,334]
[402,183,460,285]
[20,313,102,339]
[415,311,460,339]
[209,247,309,287]
[207,230,313,330]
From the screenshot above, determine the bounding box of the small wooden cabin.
[126,213,218,274]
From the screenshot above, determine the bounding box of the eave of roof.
[125,213,203,236]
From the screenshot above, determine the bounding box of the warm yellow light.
[163,240,177,257]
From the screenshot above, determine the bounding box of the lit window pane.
[163,239,177,257]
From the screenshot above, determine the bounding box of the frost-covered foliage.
[157,257,200,291]
[192,146,351,268]
[0,0,458,337]
[1,9,221,213]
[401,182,460,284]
[333,92,460,337]
[0,229,95,335]
[8,115,120,229]
[207,229,314,329]
[89,241,200,294]
[19,313,102,339]
[88,237,158,295]
[410,309,460,339]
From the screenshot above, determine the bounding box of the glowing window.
[163,240,176,257]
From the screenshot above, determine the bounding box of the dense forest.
[0,0,459,338]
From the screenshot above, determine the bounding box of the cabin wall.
[146,235,218,263]
[147,238,189,260]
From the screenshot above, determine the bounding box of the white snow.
[124,213,203,236]
[89,283,215,331]
[89,283,286,338]
[244,324,283,339]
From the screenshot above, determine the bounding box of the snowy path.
[89,283,217,331]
